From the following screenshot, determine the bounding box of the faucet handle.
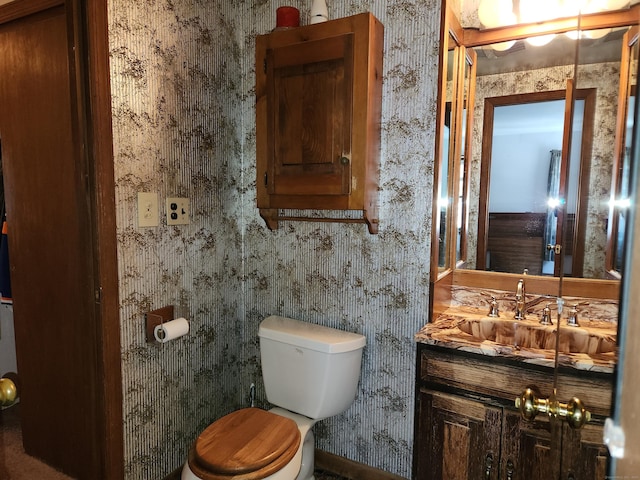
[540,304,553,325]
[567,305,580,327]
[488,296,500,317]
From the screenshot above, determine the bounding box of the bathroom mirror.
[476,88,594,276]
[606,27,638,277]
[433,8,477,278]
[438,6,639,280]
[435,33,456,273]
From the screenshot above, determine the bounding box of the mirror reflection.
[607,27,638,275]
[477,93,591,276]
[437,38,456,271]
[462,25,636,279]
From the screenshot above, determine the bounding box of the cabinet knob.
[484,453,494,479]
[515,386,591,429]
[506,459,515,480]
[340,156,350,165]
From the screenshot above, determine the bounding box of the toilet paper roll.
[154,317,189,343]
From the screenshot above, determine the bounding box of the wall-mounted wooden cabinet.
[255,13,383,234]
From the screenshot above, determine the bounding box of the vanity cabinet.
[255,13,383,234]
[414,345,611,480]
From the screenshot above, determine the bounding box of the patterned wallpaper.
[108,0,440,479]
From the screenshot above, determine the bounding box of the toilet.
[182,315,366,480]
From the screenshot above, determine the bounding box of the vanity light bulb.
[560,0,591,16]
[491,40,516,51]
[478,0,516,28]
[604,0,630,10]
[519,0,557,23]
[584,28,611,39]
[565,30,581,40]
[526,34,556,46]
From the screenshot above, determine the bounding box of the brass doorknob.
[0,377,18,407]
[515,387,550,421]
[560,397,591,429]
[515,387,591,429]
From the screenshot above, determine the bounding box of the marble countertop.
[416,306,617,374]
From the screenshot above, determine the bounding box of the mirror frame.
[431,4,461,282]
[433,5,640,287]
[476,88,596,277]
[431,4,477,285]
[606,26,639,278]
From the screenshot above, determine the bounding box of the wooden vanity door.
[415,390,502,480]
[561,423,608,480]
[265,33,353,197]
[501,410,560,480]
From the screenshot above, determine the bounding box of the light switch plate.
[137,192,159,227]
[166,197,190,225]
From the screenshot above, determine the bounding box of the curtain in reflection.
[544,149,562,262]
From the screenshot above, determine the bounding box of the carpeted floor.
[0,404,73,480]
[1,404,350,480]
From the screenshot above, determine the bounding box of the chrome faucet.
[514,278,526,320]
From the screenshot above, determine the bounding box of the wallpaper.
[108,0,440,479]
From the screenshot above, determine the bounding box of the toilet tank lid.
[259,316,366,354]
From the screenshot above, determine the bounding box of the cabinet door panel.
[266,33,353,196]
[561,423,609,480]
[415,389,501,480]
[502,410,561,480]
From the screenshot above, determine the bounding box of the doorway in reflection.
[479,90,594,277]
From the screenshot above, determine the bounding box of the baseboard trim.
[164,449,408,480]
[315,449,408,480]
[164,466,181,480]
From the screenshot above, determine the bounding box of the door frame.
[70,0,124,477]
[0,0,123,477]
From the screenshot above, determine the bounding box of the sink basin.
[457,317,617,354]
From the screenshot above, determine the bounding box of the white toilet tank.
[258,315,366,420]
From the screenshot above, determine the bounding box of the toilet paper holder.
[145,305,174,343]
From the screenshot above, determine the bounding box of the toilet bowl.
[181,316,366,480]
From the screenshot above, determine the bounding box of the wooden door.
[0,3,121,478]
[415,390,502,480]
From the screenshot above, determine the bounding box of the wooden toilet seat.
[188,408,301,480]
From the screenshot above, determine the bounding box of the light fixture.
[477,0,631,42]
